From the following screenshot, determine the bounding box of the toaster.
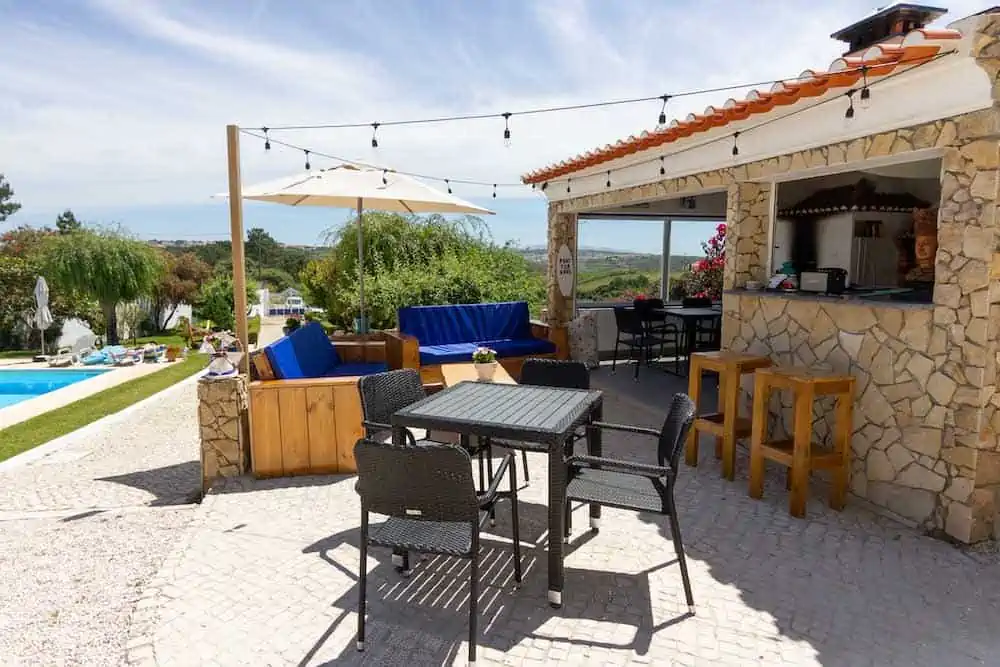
[799,268,847,294]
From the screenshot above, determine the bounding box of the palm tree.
[45,229,163,345]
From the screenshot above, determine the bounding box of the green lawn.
[0,350,35,360]
[133,334,188,347]
[0,354,208,463]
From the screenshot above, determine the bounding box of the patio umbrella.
[34,276,54,355]
[221,164,494,331]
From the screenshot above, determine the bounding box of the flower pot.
[474,362,497,382]
[165,345,181,362]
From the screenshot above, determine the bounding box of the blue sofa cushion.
[418,338,556,365]
[399,302,534,346]
[325,362,388,377]
[264,321,341,380]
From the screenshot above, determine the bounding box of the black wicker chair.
[359,369,492,489]
[635,298,683,374]
[496,358,590,483]
[564,393,697,614]
[354,438,522,667]
[613,306,675,380]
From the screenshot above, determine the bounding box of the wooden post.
[226,125,250,373]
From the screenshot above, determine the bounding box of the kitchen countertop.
[725,288,934,310]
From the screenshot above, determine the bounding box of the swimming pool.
[0,369,110,409]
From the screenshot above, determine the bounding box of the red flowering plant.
[680,223,726,300]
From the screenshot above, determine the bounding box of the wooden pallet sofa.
[384,301,558,384]
[249,322,387,477]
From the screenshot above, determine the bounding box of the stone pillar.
[943,11,1000,542]
[723,182,772,347]
[723,182,771,290]
[197,374,250,494]
[546,205,578,359]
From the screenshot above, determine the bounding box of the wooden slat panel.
[250,387,283,478]
[305,386,339,473]
[333,384,364,473]
[278,388,310,475]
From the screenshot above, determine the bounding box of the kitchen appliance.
[799,268,847,294]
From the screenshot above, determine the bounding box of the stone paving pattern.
[0,379,202,666]
[141,370,1000,667]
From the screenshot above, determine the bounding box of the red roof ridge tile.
[522,26,963,184]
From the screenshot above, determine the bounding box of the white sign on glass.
[556,244,574,297]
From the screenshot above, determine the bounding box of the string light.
[255,63,902,134]
[566,178,572,194]
[658,95,670,126]
[382,169,388,185]
[502,112,512,147]
[492,183,497,199]
[371,122,380,148]
[859,65,871,109]
[245,50,950,193]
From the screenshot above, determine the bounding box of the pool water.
[0,369,110,409]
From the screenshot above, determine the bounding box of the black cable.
[254,63,893,132]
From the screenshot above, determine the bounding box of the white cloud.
[0,0,994,220]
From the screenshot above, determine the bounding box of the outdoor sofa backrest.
[397,301,535,346]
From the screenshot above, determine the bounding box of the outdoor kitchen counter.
[723,288,933,310]
[722,287,959,534]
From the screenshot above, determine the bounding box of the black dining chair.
[613,306,674,380]
[563,393,698,614]
[354,437,522,667]
[680,297,720,352]
[359,369,493,490]
[495,358,590,483]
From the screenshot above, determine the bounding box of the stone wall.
[197,375,249,493]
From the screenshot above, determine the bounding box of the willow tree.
[45,229,163,344]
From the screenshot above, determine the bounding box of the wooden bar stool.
[684,351,772,481]
[748,366,855,518]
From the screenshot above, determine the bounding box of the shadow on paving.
[96,460,202,506]
[595,365,1000,665]
[300,496,695,666]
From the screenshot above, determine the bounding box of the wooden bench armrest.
[384,330,420,369]
[530,319,551,340]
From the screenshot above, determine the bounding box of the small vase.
[474,362,497,382]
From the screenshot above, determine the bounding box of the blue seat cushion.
[399,302,533,346]
[324,362,388,377]
[264,321,342,380]
[418,338,556,365]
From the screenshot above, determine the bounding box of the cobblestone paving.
[145,373,1000,667]
[0,379,201,666]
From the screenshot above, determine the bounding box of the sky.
[0,0,992,254]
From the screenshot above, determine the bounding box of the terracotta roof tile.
[522,27,962,185]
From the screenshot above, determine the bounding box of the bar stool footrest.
[758,439,843,469]
[695,413,752,438]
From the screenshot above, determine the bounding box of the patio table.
[659,307,723,373]
[392,380,603,608]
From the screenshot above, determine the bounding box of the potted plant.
[165,344,182,362]
[283,316,301,335]
[472,346,498,382]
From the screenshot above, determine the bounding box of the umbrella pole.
[40,329,45,356]
[356,197,366,333]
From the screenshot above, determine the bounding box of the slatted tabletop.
[393,381,602,445]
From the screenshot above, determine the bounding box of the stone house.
[525,4,1000,543]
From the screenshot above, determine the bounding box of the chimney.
[831,3,948,56]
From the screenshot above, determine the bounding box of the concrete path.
[257,316,287,348]
[0,379,202,666]
[136,369,1000,667]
